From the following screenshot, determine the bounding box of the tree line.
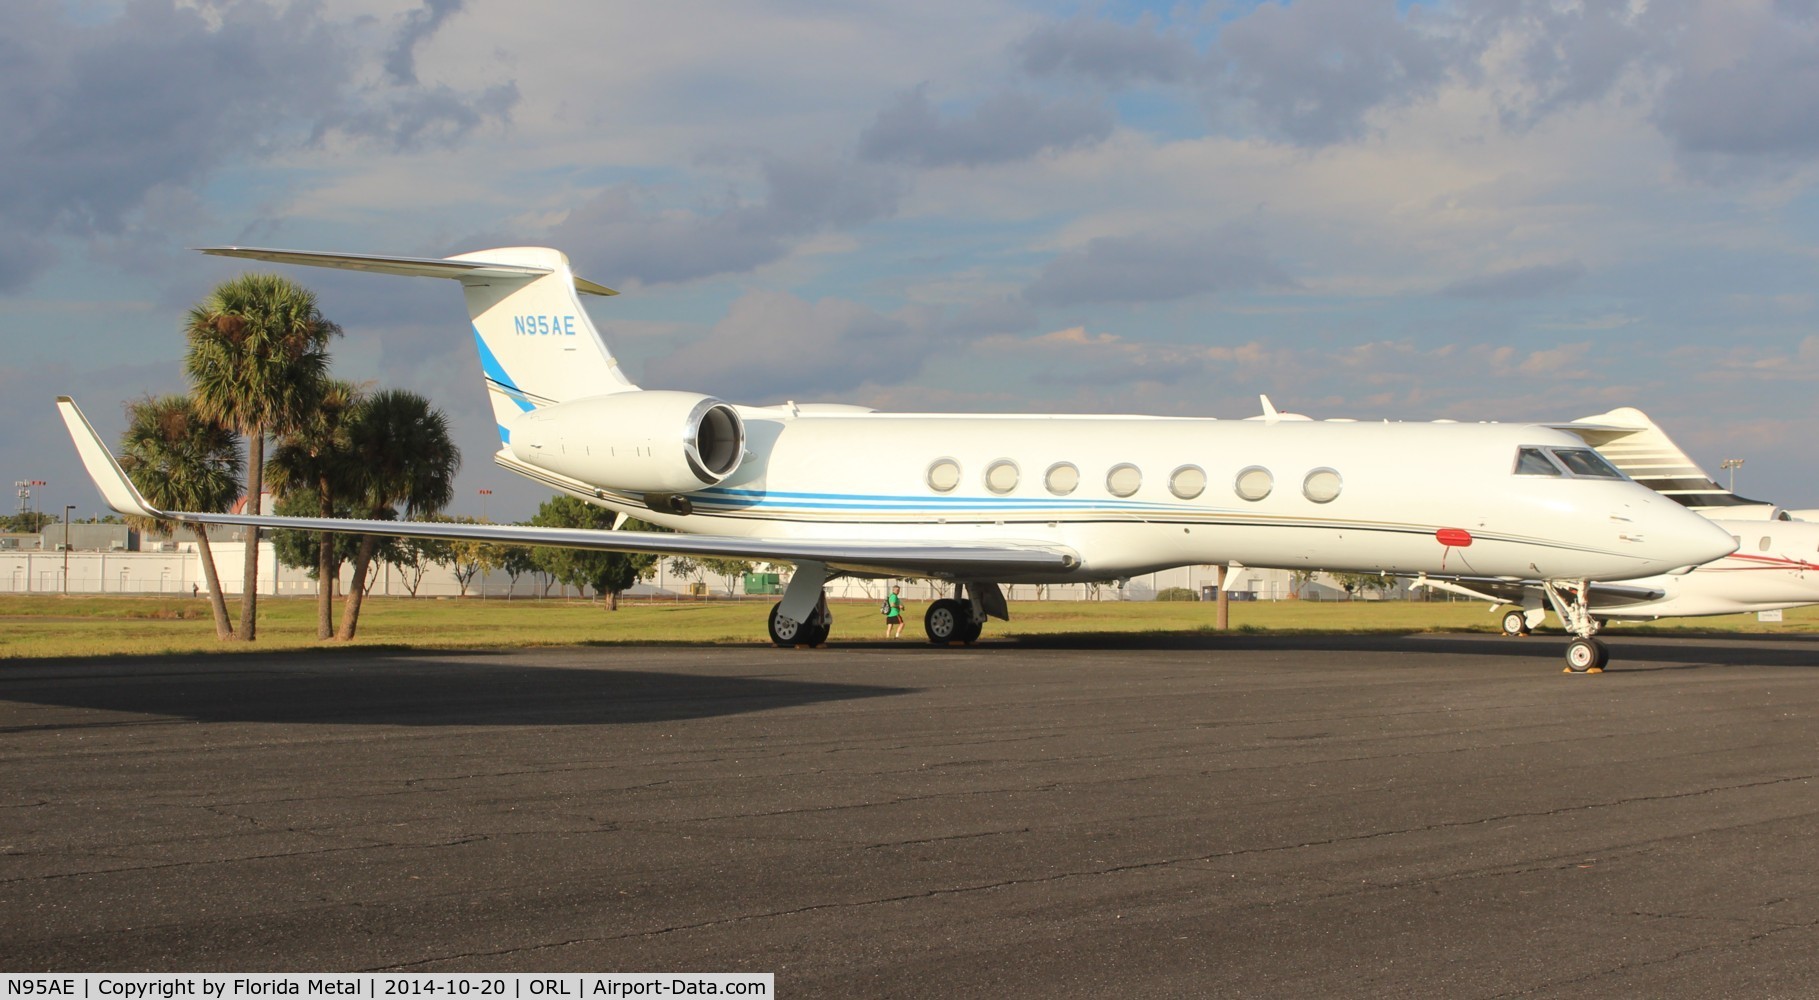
[118,272,741,642]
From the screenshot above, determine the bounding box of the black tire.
[1564,637,1605,673]
[925,598,965,643]
[768,602,805,647]
[1501,609,1530,636]
[956,615,984,644]
[800,616,831,647]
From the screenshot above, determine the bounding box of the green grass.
[4,593,1818,659]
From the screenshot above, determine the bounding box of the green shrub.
[1155,587,1200,602]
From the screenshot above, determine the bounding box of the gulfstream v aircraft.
[57,246,1737,670]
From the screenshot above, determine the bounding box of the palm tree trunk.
[240,426,263,640]
[337,534,381,641]
[315,476,335,640]
[192,526,235,640]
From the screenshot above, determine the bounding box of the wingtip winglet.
[54,396,164,520]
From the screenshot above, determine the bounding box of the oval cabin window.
[1234,466,1273,502]
[986,460,1020,495]
[1106,463,1142,498]
[1302,468,1343,504]
[1169,465,1207,500]
[927,458,961,493]
[1045,462,1080,496]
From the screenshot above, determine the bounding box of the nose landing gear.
[1544,580,1609,673]
[1564,636,1609,673]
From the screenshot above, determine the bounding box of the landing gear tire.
[956,616,984,644]
[768,602,830,647]
[1501,609,1531,637]
[1564,637,1607,673]
[925,599,966,644]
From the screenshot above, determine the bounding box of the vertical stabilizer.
[449,248,639,442]
[1562,407,1769,510]
[196,245,638,446]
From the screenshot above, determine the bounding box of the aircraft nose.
[1644,504,1738,572]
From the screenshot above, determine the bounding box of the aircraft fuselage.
[503,408,1726,585]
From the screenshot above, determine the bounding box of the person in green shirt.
[883,585,905,638]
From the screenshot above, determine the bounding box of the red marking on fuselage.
[1436,528,1473,548]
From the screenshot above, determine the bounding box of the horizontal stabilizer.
[198,246,619,296]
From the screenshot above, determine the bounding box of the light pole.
[62,504,74,594]
[1721,458,1745,492]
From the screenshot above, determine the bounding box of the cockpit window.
[1514,447,1563,476]
[1551,448,1623,478]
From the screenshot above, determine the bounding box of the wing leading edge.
[55,397,1079,579]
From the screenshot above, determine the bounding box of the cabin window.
[1514,447,1563,476]
[985,460,1020,495]
[1107,463,1142,498]
[1552,448,1623,478]
[1234,466,1273,501]
[1303,468,1343,504]
[1169,465,1207,500]
[927,458,961,493]
[1045,462,1080,496]
[1760,536,1772,552]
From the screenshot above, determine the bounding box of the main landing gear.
[765,566,1006,648]
[1543,580,1609,673]
[768,596,831,647]
[1500,608,1533,637]
[923,598,983,644]
[923,582,1003,645]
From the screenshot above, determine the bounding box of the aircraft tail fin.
[197,246,637,446]
[1559,407,1769,510]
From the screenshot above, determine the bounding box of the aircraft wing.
[57,397,1078,578]
[1408,573,1664,607]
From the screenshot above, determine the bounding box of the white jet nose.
[1640,504,1738,574]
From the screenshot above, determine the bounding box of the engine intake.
[508,390,746,494]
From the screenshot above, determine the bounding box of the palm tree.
[117,395,244,639]
[267,379,364,639]
[184,273,340,640]
[337,389,460,640]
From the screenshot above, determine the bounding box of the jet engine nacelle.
[508,390,746,494]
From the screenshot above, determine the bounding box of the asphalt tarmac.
[3,632,1817,997]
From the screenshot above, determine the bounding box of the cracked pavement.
[2,633,1816,996]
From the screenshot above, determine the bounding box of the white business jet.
[1418,407,1819,634]
[55,246,1736,671]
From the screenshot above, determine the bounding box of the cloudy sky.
[7,0,1819,521]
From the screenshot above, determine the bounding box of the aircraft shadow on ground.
[0,651,914,727]
[999,630,1819,670]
